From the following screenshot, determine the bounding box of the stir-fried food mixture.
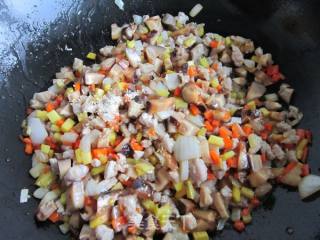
[21,9,320,240]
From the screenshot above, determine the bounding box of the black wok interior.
[0,0,320,239]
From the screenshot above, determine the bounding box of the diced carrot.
[226,157,238,168]
[73,138,81,149]
[261,152,267,162]
[223,111,231,122]
[219,126,232,138]
[231,124,241,138]
[251,197,260,208]
[242,124,253,136]
[130,138,144,151]
[211,120,220,130]
[84,196,93,206]
[112,216,127,230]
[98,69,108,75]
[264,123,273,132]
[204,121,214,132]
[241,208,250,216]
[56,119,64,127]
[22,137,32,144]
[234,220,245,232]
[187,66,198,77]
[147,128,156,137]
[25,143,33,155]
[210,150,221,166]
[204,110,213,120]
[127,225,137,234]
[212,63,219,71]
[282,162,297,176]
[207,172,216,180]
[260,131,268,140]
[223,136,233,150]
[173,87,181,97]
[45,102,55,112]
[48,211,60,223]
[74,82,81,91]
[92,148,113,159]
[210,40,219,48]
[189,104,200,115]
[301,164,310,177]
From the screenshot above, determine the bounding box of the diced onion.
[298,174,320,199]
[189,4,203,17]
[174,136,200,162]
[28,117,48,145]
[180,160,189,181]
[20,189,30,203]
[33,188,49,199]
[61,132,79,144]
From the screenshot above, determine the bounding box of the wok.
[0,0,320,239]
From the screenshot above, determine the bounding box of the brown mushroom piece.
[195,218,216,231]
[248,168,272,187]
[278,83,294,104]
[176,198,196,215]
[246,81,266,101]
[155,167,170,191]
[281,163,303,187]
[255,183,273,197]
[36,200,57,221]
[145,45,166,63]
[192,209,216,223]
[181,82,202,104]
[144,16,163,32]
[199,185,213,207]
[213,192,229,219]
[180,213,197,232]
[67,181,85,211]
[161,13,177,30]
[149,97,175,113]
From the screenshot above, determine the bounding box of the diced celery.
[29,163,46,178]
[210,78,219,88]
[196,25,205,37]
[53,133,62,142]
[222,151,235,161]
[248,134,260,150]
[47,110,62,123]
[242,213,252,224]
[61,118,75,132]
[75,148,92,164]
[91,166,105,176]
[56,79,65,88]
[246,100,256,110]
[260,107,270,117]
[230,91,237,99]
[175,98,188,109]
[240,187,254,199]
[197,127,207,137]
[183,37,196,48]
[41,144,51,154]
[48,149,54,158]
[36,171,55,188]
[65,87,74,96]
[199,57,209,68]
[108,131,117,145]
[60,192,67,205]
[174,181,184,192]
[51,124,61,132]
[126,40,135,48]
[237,91,245,100]
[103,83,111,92]
[142,199,158,214]
[156,204,172,226]
[193,231,209,240]
[136,132,142,143]
[156,88,170,97]
[135,162,155,176]
[86,52,96,60]
[89,215,107,228]
[232,186,241,203]
[208,135,224,147]
[156,34,163,44]
[77,112,88,123]
[186,180,196,200]
[111,182,124,191]
[225,36,232,46]
[36,110,48,121]
[94,88,105,99]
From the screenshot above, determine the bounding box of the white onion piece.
[180,160,189,181]
[86,179,99,196]
[298,175,320,199]
[33,188,49,199]
[61,132,78,144]
[186,115,204,127]
[189,3,203,17]
[174,136,200,162]
[58,159,72,178]
[96,225,114,240]
[28,117,48,145]
[165,73,180,90]
[85,72,105,85]
[40,190,59,206]
[69,181,85,210]
[80,130,100,152]
[133,15,143,24]
[98,178,117,194]
[20,189,30,203]
[64,165,89,182]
